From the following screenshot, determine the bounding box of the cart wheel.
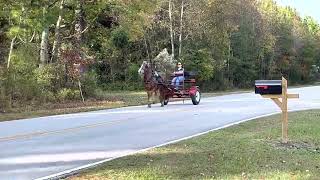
[191,90,201,105]
[164,98,169,105]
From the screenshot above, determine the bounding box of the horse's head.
[138,61,149,77]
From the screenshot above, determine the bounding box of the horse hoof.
[161,104,164,107]
[148,104,151,108]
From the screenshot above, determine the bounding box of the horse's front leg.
[147,91,152,108]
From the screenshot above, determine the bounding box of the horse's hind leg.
[152,90,157,104]
[159,95,164,107]
[159,89,164,107]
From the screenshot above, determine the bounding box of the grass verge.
[0,91,147,122]
[0,90,249,122]
[70,110,320,180]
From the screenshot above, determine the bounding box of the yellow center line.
[0,116,142,142]
[0,108,191,143]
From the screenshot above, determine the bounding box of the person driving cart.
[171,62,184,89]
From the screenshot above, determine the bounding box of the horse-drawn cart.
[138,59,201,108]
[164,71,201,105]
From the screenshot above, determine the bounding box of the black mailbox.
[255,80,282,95]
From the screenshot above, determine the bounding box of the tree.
[178,0,185,58]
[51,0,65,63]
[169,0,174,59]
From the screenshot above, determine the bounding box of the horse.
[138,61,168,108]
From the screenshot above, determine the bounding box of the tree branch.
[48,0,60,8]
[63,26,89,40]
[29,31,36,42]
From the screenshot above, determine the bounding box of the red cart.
[163,72,201,105]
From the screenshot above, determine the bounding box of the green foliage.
[34,64,64,94]
[81,70,98,97]
[111,28,129,49]
[57,88,80,102]
[231,57,257,88]
[0,70,9,111]
[8,26,22,37]
[309,65,320,82]
[7,44,39,101]
[127,64,140,82]
[184,49,214,81]
[1,0,320,111]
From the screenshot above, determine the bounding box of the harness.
[144,64,164,85]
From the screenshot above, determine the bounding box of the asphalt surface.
[0,86,320,180]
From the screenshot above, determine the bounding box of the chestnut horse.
[138,61,168,108]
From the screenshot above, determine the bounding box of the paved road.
[1,86,320,180]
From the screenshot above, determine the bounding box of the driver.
[171,62,184,89]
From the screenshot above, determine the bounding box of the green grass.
[0,90,248,122]
[0,101,125,122]
[0,91,147,122]
[70,110,320,180]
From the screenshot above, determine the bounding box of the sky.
[275,0,320,22]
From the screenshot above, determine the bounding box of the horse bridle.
[143,61,162,84]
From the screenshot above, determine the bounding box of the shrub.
[7,44,39,101]
[34,64,65,102]
[127,64,140,82]
[81,70,98,97]
[111,28,129,49]
[57,88,80,102]
[183,49,214,81]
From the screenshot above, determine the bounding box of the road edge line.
[35,108,319,180]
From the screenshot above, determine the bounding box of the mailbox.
[255,80,282,95]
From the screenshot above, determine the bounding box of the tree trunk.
[5,36,16,110]
[227,41,231,82]
[78,80,85,102]
[169,0,174,59]
[144,34,150,60]
[74,0,86,47]
[40,27,49,67]
[51,0,65,63]
[178,0,184,58]
[7,36,16,69]
[40,6,49,67]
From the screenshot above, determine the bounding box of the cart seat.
[184,71,197,79]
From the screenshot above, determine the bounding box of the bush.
[0,69,9,111]
[81,70,98,97]
[111,28,129,49]
[7,44,39,101]
[0,88,9,112]
[309,65,320,82]
[34,64,64,93]
[183,49,214,81]
[34,64,64,102]
[128,64,140,82]
[45,91,56,102]
[57,88,80,102]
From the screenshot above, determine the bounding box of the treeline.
[0,0,320,110]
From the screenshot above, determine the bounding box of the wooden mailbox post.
[256,77,299,143]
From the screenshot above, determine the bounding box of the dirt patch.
[269,140,320,153]
[44,100,124,109]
